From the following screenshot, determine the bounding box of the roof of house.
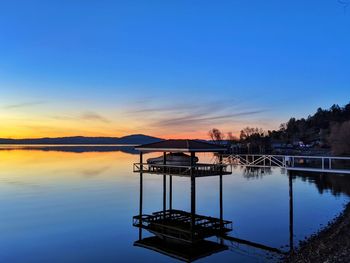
[135,139,226,152]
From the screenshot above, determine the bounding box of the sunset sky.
[1,1,349,139]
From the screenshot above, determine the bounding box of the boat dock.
[132,140,297,261]
[133,163,231,177]
[132,139,233,261]
[133,209,232,243]
[227,154,350,174]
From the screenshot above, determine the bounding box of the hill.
[0,134,162,145]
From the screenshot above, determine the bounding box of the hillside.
[0,134,162,145]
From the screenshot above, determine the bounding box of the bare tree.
[208,128,225,143]
[227,132,238,142]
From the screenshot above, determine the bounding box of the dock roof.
[135,139,226,152]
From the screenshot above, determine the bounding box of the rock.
[283,202,350,263]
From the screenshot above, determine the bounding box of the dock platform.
[133,163,231,177]
[227,154,350,174]
[133,209,232,243]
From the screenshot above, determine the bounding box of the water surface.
[0,147,349,262]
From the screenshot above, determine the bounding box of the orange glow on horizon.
[0,111,265,140]
[0,100,274,140]
[0,127,241,140]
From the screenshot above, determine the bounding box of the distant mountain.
[0,145,139,154]
[0,134,162,145]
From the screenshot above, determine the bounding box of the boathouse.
[132,139,232,260]
[133,139,231,177]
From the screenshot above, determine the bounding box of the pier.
[132,139,232,261]
[227,154,350,174]
[132,140,291,261]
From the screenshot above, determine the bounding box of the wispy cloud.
[153,110,265,128]
[80,111,110,123]
[124,98,266,133]
[52,111,110,123]
[125,99,239,115]
[3,101,45,109]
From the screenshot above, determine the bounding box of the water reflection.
[132,164,350,262]
[0,148,349,262]
[133,164,292,262]
[290,171,350,196]
[237,166,350,198]
[243,167,272,179]
[0,145,138,154]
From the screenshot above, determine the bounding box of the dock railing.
[226,154,350,174]
[133,163,231,177]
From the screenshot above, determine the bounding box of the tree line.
[208,102,350,155]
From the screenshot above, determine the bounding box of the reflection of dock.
[134,236,228,262]
[220,234,284,254]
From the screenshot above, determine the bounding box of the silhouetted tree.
[208,128,224,143]
[239,127,264,140]
[239,127,269,153]
[207,102,350,154]
[329,120,350,155]
[226,132,238,142]
[269,102,350,147]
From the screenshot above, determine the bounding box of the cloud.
[80,111,110,123]
[3,101,45,109]
[52,111,110,123]
[122,98,267,136]
[153,110,265,128]
[125,99,238,116]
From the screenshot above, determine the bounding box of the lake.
[0,146,349,262]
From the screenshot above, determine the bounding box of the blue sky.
[0,0,349,138]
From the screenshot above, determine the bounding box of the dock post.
[289,172,294,254]
[163,152,167,219]
[139,152,143,240]
[263,155,266,167]
[219,155,224,246]
[219,154,223,229]
[322,158,324,170]
[190,151,196,240]
[169,175,172,211]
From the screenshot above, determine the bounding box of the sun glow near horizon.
[0,96,282,140]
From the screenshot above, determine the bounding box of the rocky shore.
[285,202,350,263]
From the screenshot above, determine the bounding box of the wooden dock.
[133,163,231,177]
[133,209,232,243]
[227,154,350,174]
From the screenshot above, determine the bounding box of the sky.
[0,0,349,139]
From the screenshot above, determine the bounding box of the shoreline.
[285,201,350,263]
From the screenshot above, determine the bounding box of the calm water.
[0,147,349,262]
